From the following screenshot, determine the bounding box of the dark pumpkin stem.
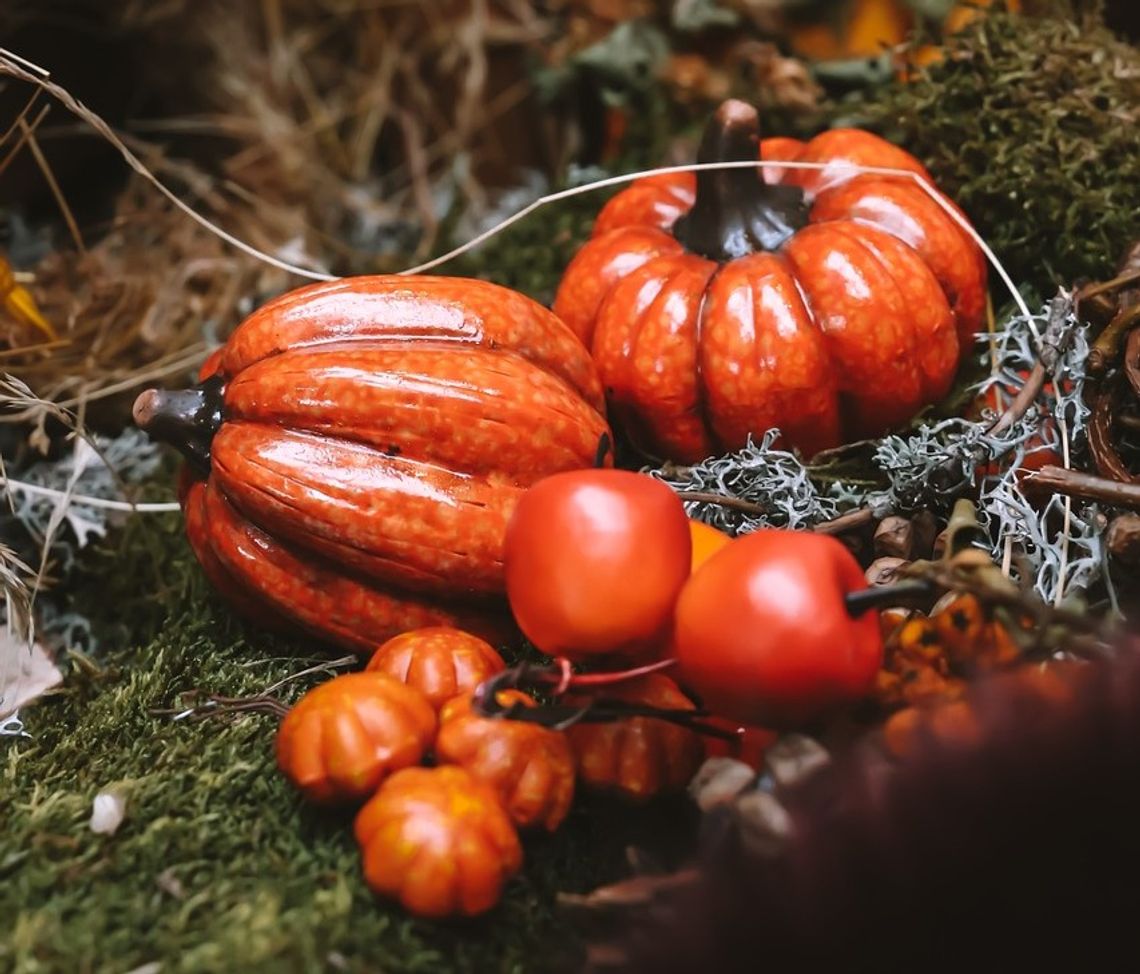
[672,99,810,261]
[132,374,225,476]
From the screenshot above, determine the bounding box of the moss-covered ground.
[1,471,697,973]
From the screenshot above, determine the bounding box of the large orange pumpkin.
[552,99,986,462]
[135,277,612,652]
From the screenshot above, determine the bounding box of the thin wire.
[0,55,1035,522]
[0,49,338,283]
[1,478,181,513]
[0,50,1034,321]
[398,159,1034,325]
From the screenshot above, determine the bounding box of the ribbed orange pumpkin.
[275,672,437,805]
[135,277,612,652]
[552,99,986,462]
[436,690,576,831]
[365,627,506,712]
[566,674,706,801]
[354,765,523,918]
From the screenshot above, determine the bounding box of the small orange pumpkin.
[276,672,436,805]
[354,765,523,918]
[365,626,506,712]
[435,690,575,831]
[565,674,705,801]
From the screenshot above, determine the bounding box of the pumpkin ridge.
[783,223,926,439]
[822,218,957,402]
[216,464,470,592]
[211,425,513,595]
[223,344,606,487]
[202,483,466,651]
[221,275,606,412]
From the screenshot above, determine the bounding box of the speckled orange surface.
[353,765,523,918]
[182,276,611,653]
[553,127,987,462]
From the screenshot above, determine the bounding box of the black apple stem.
[843,579,935,618]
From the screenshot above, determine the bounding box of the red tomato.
[504,470,692,661]
[671,529,883,728]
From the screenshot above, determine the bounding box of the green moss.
[2,474,696,974]
[830,3,1140,293]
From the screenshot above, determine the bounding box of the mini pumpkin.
[553,99,986,462]
[436,689,575,831]
[565,674,705,801]
[365,626,506,712]
[354,765,523,918]
[276,672,436,805]
[134,276,612,652]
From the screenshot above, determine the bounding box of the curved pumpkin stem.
[673,99,810,261]
[132,375,225,475]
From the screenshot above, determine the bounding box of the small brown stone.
[865,556,909,587]
[911,509,939,559]
[874,516,914,559]
[1107,514,1140,566]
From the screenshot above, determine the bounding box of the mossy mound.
[1,480,696,974]
[832,3,1140,294]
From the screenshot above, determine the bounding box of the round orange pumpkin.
[275,672,437,805]
[565,673,705,801]
[353,765,523,918]
[436,689,575,831]
[365,626,506,712]
[552,99,986,462]
[134,276,612,653]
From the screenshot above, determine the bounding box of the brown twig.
[1077,267,1140,302]
[1125,328,1140,399]
[676,491,768,515]
[986,291,1074,438]
[150,691,289,721]
[1024,465,1140,510]
[812,507,876,535]
[1088,303,1140,374]
[1087,383,1138,484]
[677,491,875,535]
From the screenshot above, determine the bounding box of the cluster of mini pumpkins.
[273,624,716,919]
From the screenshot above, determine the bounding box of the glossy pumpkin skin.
[436,690,575,831]
[553,99,986,462]
[565,674,705,801]
[353,765,523,918]
[365,627,506,713]
[275,672,437,805]
[137,276,612,653]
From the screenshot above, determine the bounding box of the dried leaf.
[0,633,62,726]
